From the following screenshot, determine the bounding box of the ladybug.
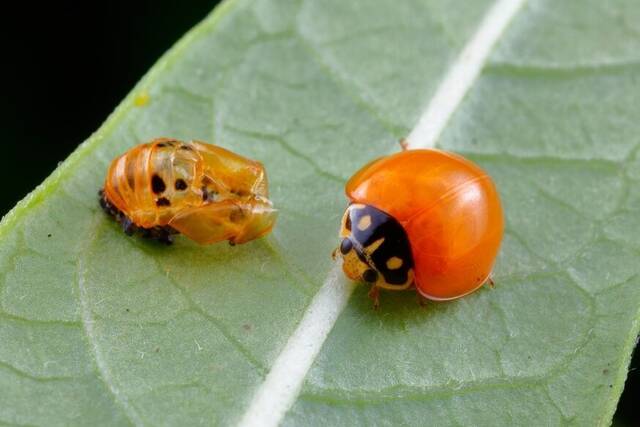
[334,148,503,307]
[99,138,277,245]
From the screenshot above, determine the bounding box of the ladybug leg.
[416,292,428,308]
[331,246,339,260]
[486,276,495,289]
[398,138,409,151]
[368,286,380,309]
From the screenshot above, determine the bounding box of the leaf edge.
[0,0,241,241]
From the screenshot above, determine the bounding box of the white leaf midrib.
[238,1,527,426]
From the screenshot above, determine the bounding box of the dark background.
[1,1,638,424]
[1,1,217,215]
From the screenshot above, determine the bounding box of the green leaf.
[1,0,638,426]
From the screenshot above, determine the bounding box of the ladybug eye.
[362,269,378,283]
[339,238,353,254]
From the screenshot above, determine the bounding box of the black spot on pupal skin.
[175,179,188,191]
[179,144,193,151]
[151,174,166,194]
[156,197,171,207]
[201,185,219,202]
[156,143,167,148]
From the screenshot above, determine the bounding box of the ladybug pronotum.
[334,148,504,306]
[99,138,277,245]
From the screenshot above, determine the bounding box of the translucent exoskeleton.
[102,138,277,245]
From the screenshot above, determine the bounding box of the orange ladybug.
[334,148,503,306]
[99,138,276,245]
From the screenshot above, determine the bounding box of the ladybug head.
[335,204,414,291]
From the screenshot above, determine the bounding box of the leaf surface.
[1,0,638,426]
